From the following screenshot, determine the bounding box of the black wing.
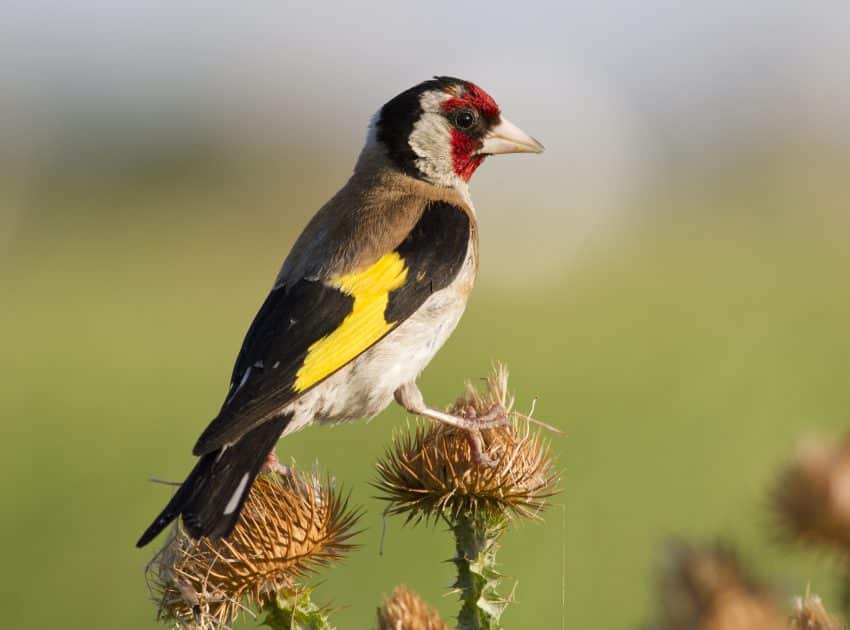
[192,200,471,455]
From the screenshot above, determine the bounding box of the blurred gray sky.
[2,1,849,271]
[3,1,848,141]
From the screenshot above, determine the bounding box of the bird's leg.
[394,382,508,430]
[394,382,507,466]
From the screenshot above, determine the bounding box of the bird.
[136,76,544,548]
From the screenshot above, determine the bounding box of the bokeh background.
[3,2,850,628]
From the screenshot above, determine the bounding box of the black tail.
[136,415,289,548]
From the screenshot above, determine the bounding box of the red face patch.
[441,82,500,180]
[441,82,500,118]
[449,131,485,181]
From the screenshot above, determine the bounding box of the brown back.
[276,145,474,287]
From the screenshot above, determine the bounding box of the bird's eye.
[451,109,478,131]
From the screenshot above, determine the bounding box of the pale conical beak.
[477,116,545,155]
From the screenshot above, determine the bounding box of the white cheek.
[408,92,467,190]
[409,114,451,161]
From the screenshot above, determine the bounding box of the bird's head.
[373,76,544,189]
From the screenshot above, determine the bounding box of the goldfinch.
[137,76,543,547]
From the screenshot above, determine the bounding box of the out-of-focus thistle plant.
[650,541,785,630]
[376,585,447,630]
[146,465,360,629]
[773,435,850,552]
[789,592,845,630]
[772,434,850,620]
[374,364,560,630]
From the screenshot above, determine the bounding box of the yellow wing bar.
[293,253,408,392]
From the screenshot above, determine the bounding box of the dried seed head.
[146,468,360,629]
[653,541,785,630]
[773,435,850,553]
[377,585,447,630]
[374,365,559,523]
[789,593,843,630]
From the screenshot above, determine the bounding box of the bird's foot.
[465,428,497,467]
[261,448,290,476]
[457,403,509,467]
[394,382,509,467]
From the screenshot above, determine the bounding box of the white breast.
[281,234,477,435]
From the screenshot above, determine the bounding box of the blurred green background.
[3,2,850,628]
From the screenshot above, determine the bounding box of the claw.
[463,404,509,467]
[465,428,497,467]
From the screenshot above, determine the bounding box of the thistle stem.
[261,588,335,630]
[451,513,508,630]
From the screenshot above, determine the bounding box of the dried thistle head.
[146,467,360,629]
[790,593,844,630]
[377,585,447,630]
[773,435,850,553]
[374,365,559,524]
[653,541,785,630]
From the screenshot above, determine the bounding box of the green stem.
[451,513,508,630]
[261,587,335,630]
